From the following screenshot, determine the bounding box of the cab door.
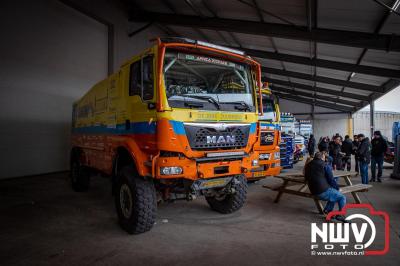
[123,53,157,151]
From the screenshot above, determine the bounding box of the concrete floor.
[0,160,399,265]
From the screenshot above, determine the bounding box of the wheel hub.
[120,184,133,218]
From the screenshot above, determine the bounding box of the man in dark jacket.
[352,135,360,174]
[356,134,371,184]
[305,152,346,219]
[308,134,316,157]
[330,136,343,170]
[370,130,388,182]
[318,137,329,153]
[341,135,353,171]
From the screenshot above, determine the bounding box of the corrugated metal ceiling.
[128,0,400,113]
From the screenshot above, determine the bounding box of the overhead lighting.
[350,72,356,78]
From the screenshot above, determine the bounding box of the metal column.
[370,100,375,138]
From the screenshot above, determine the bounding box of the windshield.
[163,51,255,112]
[259,97,276,122]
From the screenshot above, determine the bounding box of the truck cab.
[246,86,281,180]
[70,38,263,234]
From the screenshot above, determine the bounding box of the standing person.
[331,136,343,170]
[308,134,316,157]
[370,131,388,182]
[356,134,371,184]
[341,135,353,171]
[352,135,360,175]
[318,137,329,153]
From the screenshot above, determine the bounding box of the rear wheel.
[206,174,247,214]
[70,154,90,192]
[115,166,156,234]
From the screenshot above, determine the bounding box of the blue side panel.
[250,123,256,134]
[260,123,281,130]
[280,135,294,169]
[73,120,256,136]
[72,121,156,135]
[393,121,400,144]
[169,120,186,135]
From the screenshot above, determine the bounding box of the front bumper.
[155,155,251,180]
[245,151,281,180]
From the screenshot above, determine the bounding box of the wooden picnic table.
[263,170,372,214]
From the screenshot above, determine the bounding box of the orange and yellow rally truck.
[70,37,264,234]
[246,85,281,181]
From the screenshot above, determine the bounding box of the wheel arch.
[112,146,138,195]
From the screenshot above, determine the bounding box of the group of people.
[304,131,388,220]
[307,131,388,184]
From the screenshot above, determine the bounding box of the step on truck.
[246,85,281,181]
[70,38,263,234]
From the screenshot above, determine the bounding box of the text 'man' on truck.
[70,38,263,234]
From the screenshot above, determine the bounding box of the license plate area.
[252,171,267,178]
[214,166,229,175]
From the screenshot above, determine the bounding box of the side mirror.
[147,102,156,110]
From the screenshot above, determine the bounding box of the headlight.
[252,159,259,166]
[259,153,270,160]
[160,166,183,175]
[274,152,280,159]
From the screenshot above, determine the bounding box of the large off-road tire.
[115,166,157,234]
[70,155,90,192]
[206,174,248,214]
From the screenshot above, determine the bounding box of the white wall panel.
[0,0,162,178]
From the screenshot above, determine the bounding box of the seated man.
[305,152,346,221]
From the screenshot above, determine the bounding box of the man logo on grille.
[207,135,236,144]
[265,134,274,142]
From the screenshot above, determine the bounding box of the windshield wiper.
[184,102,204,108]
[223,101,251,112]
[183,95,220,110]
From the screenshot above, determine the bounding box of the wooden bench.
[263,171,372,214]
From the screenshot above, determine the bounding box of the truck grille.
[184,123,250,150]
[260,131,274,146]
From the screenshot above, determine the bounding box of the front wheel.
[115,166,157,234]
[205,175,248,214]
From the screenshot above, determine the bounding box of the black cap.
[357,133,365,138]
[374,130,381,136]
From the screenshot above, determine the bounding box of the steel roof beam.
[274,92,353,112]
[293,111,348,115]
[267,78,370,101]
[263,67,384,93]
[241,48,400,79]
[129,11,400,51]
[270,85,362,107]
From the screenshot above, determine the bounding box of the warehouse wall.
[353,111,400,141]
[0,0,162,179]
[313,118,350,140]
[279,98,350,139]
